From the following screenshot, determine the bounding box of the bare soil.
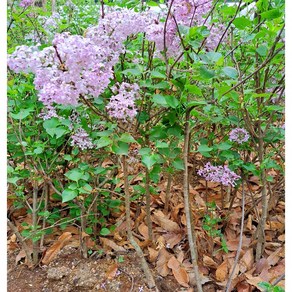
[7,246,189,292]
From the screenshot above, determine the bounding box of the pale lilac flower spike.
[19,0,34,8]
[198,162,240,187]
[229,128,249,144]
[71,128,93,150]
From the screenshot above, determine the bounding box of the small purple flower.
[71,128,93,150]
[19,0,34,8]
[229,128,249,144]
[198,162,240,187]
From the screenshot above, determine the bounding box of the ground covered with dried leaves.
[8,156,285,291]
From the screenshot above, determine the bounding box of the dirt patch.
[8,246,190,292]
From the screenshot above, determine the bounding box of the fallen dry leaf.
[15,249,28,265]
[163,232,183,249]
[236,282,250,292]
[153,210,180,233]
[106,263,119,279]
[156,248,172,276]
[138,223,149,240]
[100,237,126,252]
[254,258,270,275]
[42,232,72,265]
[156,235,166,249]
[171,203,185,222]
[203,255,218,269]
[245,274,266,291]
[168,256,189,287]
[148,247,159,263]
[239,248,254,273]
[246,215,252,231]
[267,247,283,266]
[215,260,228,282]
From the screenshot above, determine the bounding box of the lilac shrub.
[198,162,241,187]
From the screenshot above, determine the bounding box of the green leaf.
[79,183,92,194]
[216,142,232,150]
[222,67,238,79]
[152,94,168,106]
[122,68,141,76]
[172,158,185,170]
[151,71,166,79]
[33,147,44,154]
[62,189,78,203]
[165,95,179,108]
[100,227,111,236]
[258,282,272,290]
[10,108,33,120]
[95,136,112,149]
[43,118,68,138]
[198,144,213,152]
[273,286,285,292]
[233,16,251,29]
[94,167,107,175]
[155,141,169,148]
[147,0,159,6]
[199,66,215,79]
[7,177,21,185]
[187,100,207,107]
[256,45,268,56]
[261,8,282,20]
[119,133,137,143]
[65,169,83,182]
[185,84,202,96]
[139,147,151,156]
[142,155,157,169]
[64,154,72,161]
[112,141,129,155]
[205,52,222,63]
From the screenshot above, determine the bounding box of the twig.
[222,45,284,97]
[122,156,156,289]
[120,268,134,292]
[225,180,245,292]
[215,0,243,52]
[7,219,33,265]
[183,108,203,292]
[272,273,285,286]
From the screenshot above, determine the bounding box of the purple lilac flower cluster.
[71,128,93,150]
[144,0,222,58]
[106,83,140,120]
[8,5,226,120]
[19,0,34,8]
[198,162,241,187]
[229,128,250,144]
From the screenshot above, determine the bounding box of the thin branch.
[225,180,245,292]
[222,45,284,97]
[215,0,243,52]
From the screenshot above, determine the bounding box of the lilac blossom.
[106,83,140,120]
[198,162,241,187]
[144,0,216,58]
[229,128,250,144]
[71,128,93,150]
[19,0,34,8]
